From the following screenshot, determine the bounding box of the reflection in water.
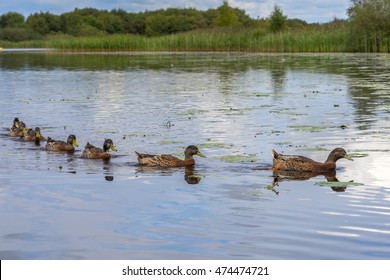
[184,166,202,185]
[269,60,287,95]
[272,170,346,192]
[105,176,114,181]
[135,165,202,185]
[1,52,390,259]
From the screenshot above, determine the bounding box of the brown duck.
[272,148,353,172]
[82,139,117,159]
[24,127,46,142]
[135,145,206,167]
[10,121,27,137]
[46,134,78,152]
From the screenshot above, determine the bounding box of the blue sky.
[0,0,350,23]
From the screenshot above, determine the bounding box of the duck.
[82,139,117,159]
[45,134,78,152]
[23,127,46,142]
[10,117,20,130]
[135,145,206,167]
[272,147,353,172]
[10,121,27,137]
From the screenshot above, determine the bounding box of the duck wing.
[135,152,181,167]
[272,150,319,171]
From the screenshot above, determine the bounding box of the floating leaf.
[296,147,329,152]
[157,140,184,145]
[256,94,271,97]
[127,133,159,137]
[95,130,119,134]
[217,154,260,163]
[179,109,209,115]
[348,153,369,158]
[315,181,364,187]
[198,141,233,149]
[288,124,331,132]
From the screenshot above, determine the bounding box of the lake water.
[0,51,389,259]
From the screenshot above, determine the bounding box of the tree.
[269,5,287,32]
[26,12,61,35]
[0,12,25,28]
[214,0,239,27]
[348,0,390,52]
[60,12,84,36]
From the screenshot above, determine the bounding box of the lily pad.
[198,140,233,149]
[315,181,364,187]
[256,94,271,97]
[348,153,369,158]
[288,124,331,132]
[179,109,209,116]
[296,147,329,152]
[95,130,119,134]
[157,140,184,145]
[217,154,260,163]
[127,133,159,137]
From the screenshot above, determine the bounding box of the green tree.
[0,12,25,28]
[269,5,287,32]
[214,0,239,27]
[26,12,61,35]
[60,12,84,36]
[348,0,390,52]
[100,13,124,34]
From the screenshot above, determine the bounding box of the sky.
[0,0,351,23]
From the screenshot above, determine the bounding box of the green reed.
[1,27,351,52]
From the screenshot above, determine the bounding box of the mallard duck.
[82,139,117,159]
[135,145,206,167]
[10,118,20,130]
[10,121,27,137]
[272,147,353,172]
[10,117,20,130]
[24,127,46,142]
[45,134,78,152]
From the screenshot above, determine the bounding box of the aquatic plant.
[0,26,352,52]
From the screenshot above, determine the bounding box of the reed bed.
[1,27,351,52]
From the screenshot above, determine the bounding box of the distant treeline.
[0,0,389,52]
[0,2,305,38]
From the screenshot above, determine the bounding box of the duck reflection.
[272,170,346,192]
[135,165,202,185]
[184,166,202,184]
[103,166,114,181]
[105,175,114,181]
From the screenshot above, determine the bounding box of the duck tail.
[272,149,278,159]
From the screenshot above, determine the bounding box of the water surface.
[0,51,389,259]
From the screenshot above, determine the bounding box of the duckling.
[10,117,20,130]
[24,127,46,142]
[135,145,206,167]
[82,139,117,159]
[10,121,27,137]
[272,148,353,172]
[46,134,78,152]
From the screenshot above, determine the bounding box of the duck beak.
[110,145,117,152]
[35,131,41,138]
[22,127,27,134]
[196,151,206,158]
[15,122,20,128]
[344,154,354,161]
[73,139,79,147]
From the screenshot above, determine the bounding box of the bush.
[0,27,41,41]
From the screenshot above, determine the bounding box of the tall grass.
[1,27,352,52]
